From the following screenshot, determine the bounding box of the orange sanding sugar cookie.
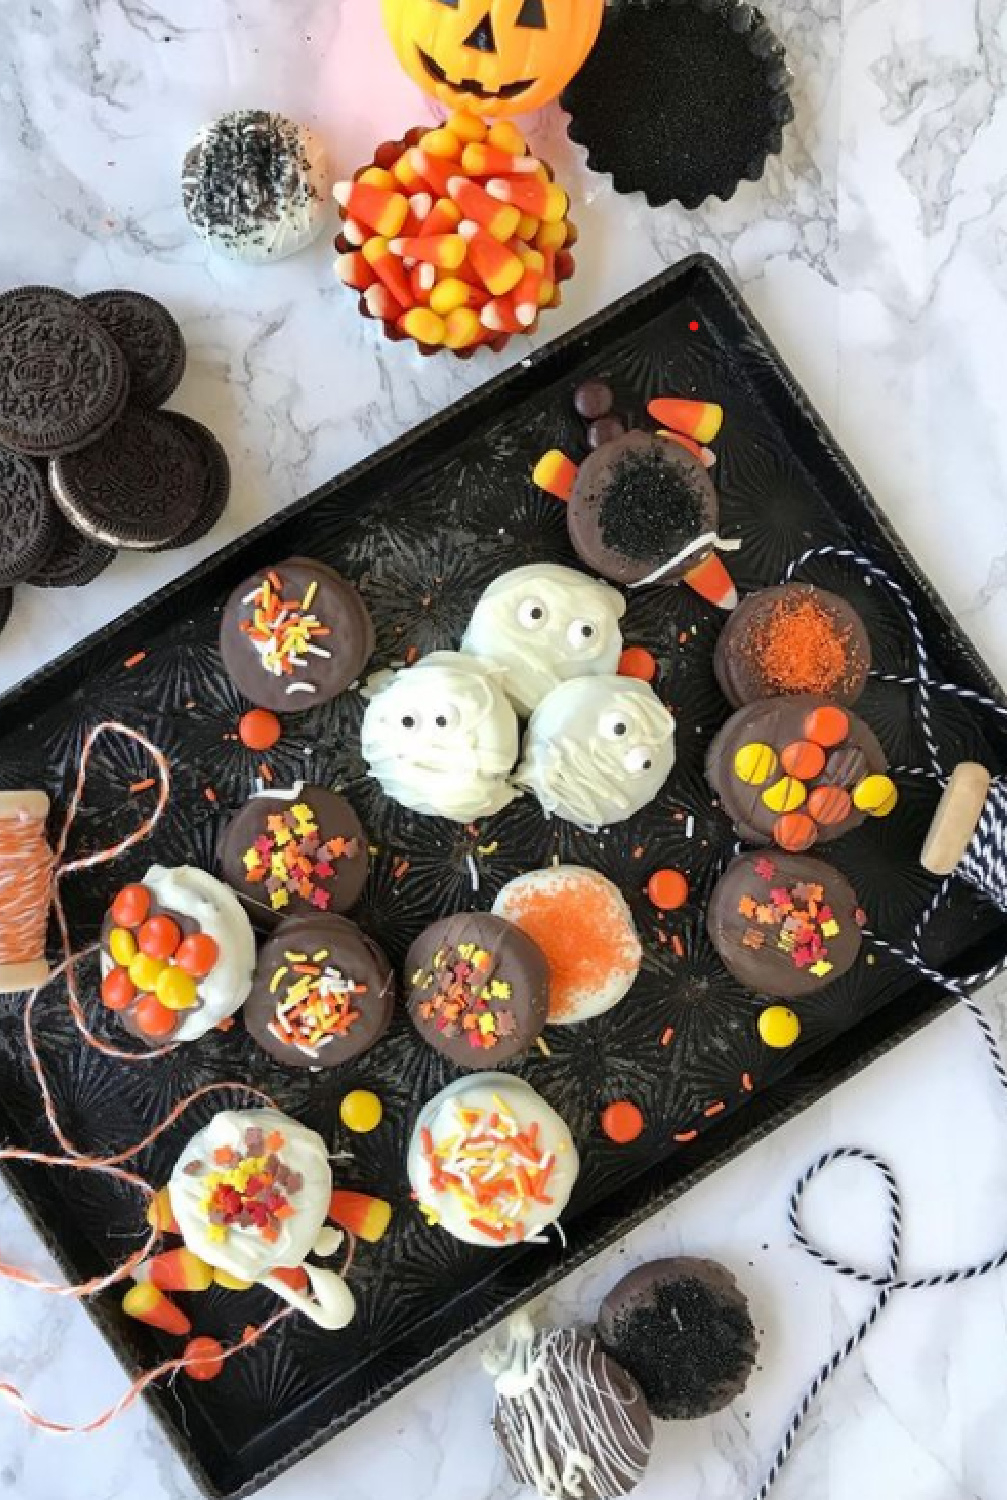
[493,865,642,1024]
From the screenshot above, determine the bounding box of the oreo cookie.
[151,413,230,550]
[81,290,186,409]
[0,448,59,584]
[26,509,116,588]
[50,408,214,550]
[0,588,11,638]
[0,289,128,456]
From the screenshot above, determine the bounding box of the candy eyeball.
[461,563,627,717]
[361,651,520,823]
[515,675,676,830]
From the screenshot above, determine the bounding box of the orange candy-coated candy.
[618,646,657,683]
[139,915,182,960]
[781,740,827,780]
[803,705,850,748]
[647,869,689,911]
[135,993,179,1039]
[101,968,137,1011]
[773,811,819,851]
[601,1100,645,1144]
[175,933,220,978]
[807,785,852,826]
[238,709,282,751]
[111,883,150,929]
[183,1335,225,1382]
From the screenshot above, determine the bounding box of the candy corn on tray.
[2,255,1007,1497]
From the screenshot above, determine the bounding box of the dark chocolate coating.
[598,1257,757,1420]
[219,556,374,713]
[567,431,718,587]
[218,785,368,929]
[713,584,871,707]
[405,912,549,1069]
[493,1329,653,1500]
[707,849,863,997]
[706,694,887,846]
[245,913,394,1069]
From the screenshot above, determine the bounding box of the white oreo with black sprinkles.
[182,110,331,263]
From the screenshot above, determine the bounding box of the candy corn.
[391,150,427,192]
[328,1190,393,1243]
[447,111,488,144]
[655,429,706,463]
[400,192,433,237]
[448,176,521,241]
[513,247,545,328]
[148,1247,214,1293]
[461,143,541,177]
[146,1185,180,1236]
[213,1267,253,1291]
[399,307,447,346]
[458,222,524,296]
[444,307,485,350]
[481,295,525,335]
[420,125,462,160]
[335,251,374,292]
[533,450,580,502]
[332,181,409,238]
[683,552,738,611]
[487,120,526,156]
[409,262,436,302]
[486,176,568,224]
[389,233,467,270]
[122,1282,191,1336]
[357,165,397,190]
[362,236,412,308]
[648,397,724,444]
[406,148,455,199]
[364,283,403,322]
[536,219,569,252]
[430,278,489,315]
[341,217,366,246]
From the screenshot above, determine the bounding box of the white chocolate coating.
[169,1108,355,1331]
[492,866,642,1024]
[361,651,520,822]
[461,564,627,717]
[407,1074,579,1247]
[100,865,256,1042]
[515,677,676,832]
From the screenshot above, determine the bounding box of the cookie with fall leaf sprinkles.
[405,912,550,1069]
[218,785,369,929]
[245,913,395,1069]
[219,556,375,713]
[707,850,865,998]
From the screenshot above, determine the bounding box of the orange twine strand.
[0,812,55,965]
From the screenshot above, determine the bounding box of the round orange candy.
[803,705,850,748]
[773,811,818,852]
[601,1100,645,1144]
[138,915,183,960]
[239,709,282,752]
[807,785,852,826]
[101,968,137,1012]
[175,933,220,978]
[183,1335,225,1382]
[135,993,179,1039]
[781,740,826,780]
[110,883,150,929]
[647,868,689,910]
[618,646,658,684]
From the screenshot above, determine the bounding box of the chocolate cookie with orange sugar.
[713,583,870,708]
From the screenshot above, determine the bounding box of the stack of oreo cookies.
[0,284,230,636]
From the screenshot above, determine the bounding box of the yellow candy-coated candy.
[108,927,138,967]
[734,742,778,786]
[447,112,488,144]
[762,776,807,814]
[487,120,526,156]
[340,1089,383,1134]
[129,952,166,992]
[853,773,899,817]
[213,1267,254,1291]
[758,1005,801,1049]
[156,965,199,1011]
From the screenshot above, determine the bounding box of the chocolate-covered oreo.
[0,289,128,456]
[598,1257,758,1420]
[0,450,58,584]
[707,849,865,997]
[405,912,550,1068]
[81,290,186,409]
[567,431,718,587]
[706,694,889,849]
[245,913,394,1069]
[218,785,368,928]
[50,407,217,550]
[219,556,375,713]
[714,584,870,707]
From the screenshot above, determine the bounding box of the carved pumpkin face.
[381,0,605,118]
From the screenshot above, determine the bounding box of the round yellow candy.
[762,776,807,814]
[339,1089,383,1134]
[758,1005,801,1049]
[853,773,898,817]
[129,952,166,992]
[108,927,137,967]
[734,742,778,786]
[156,965,199,1011]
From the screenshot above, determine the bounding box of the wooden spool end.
[921,762,992,876]
[0,790,50,822]
[0,959,50,995]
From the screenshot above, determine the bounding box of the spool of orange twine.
[0,791,55,994]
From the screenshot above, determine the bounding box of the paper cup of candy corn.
[333,114,577,359]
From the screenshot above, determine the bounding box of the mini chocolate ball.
[587,415,627,450]
[574,379,615,421]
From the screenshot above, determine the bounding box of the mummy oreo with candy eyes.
[219,557,375,714]
[361,651,520,822]
[460,563,627,717]
[514,676,676,830]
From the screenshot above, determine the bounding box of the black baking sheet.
[0,255,1004,1497]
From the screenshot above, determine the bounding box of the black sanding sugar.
[598,447,706,564]
[604,1273,756,1419]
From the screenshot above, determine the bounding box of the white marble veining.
[1,2,1007,1498]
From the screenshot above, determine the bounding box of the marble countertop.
[2,2,1007,1498]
